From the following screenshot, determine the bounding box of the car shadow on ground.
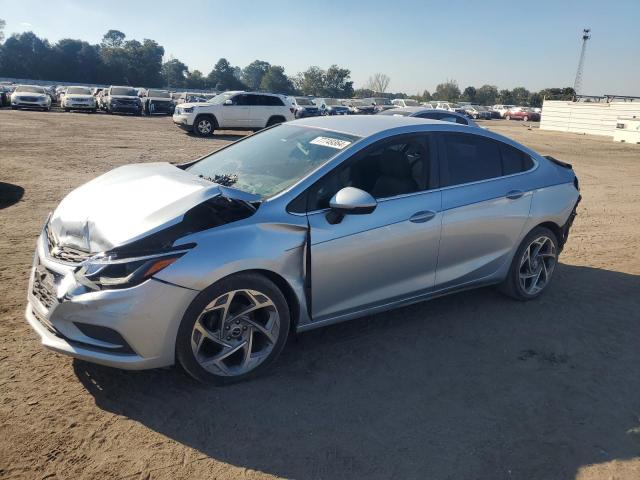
[0,182,25,209]
[75,264,640,480]
[186,131,251,141]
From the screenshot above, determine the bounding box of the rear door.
[435,132,534,289]
[252,95,281,128]
[306,134,442,321]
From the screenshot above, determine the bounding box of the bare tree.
[0,18,5,43]
[367,73,391,94]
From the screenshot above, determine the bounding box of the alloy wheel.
[190,289,280,376]
[197,119,212,135]
[518,235,557,295]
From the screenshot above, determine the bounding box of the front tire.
[523,115,529,122]
[499,226,559,301]
[176,273,290,384]
[193,115,215,136]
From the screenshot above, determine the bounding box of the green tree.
[101,29,125,48]
[433,79,460,101]
[528,92,543,108]
[323,64,353,97]
[162,58,188,88]
[421,90,432,101]
[511,87,530,105]
[461,86,477,103]
[475,84,498,105]
[498,89,514,104]
[294,66,325,96]
[242,60,270,90]
[207,58,246,91]
[0,32,54,79]
[259,65,294,94]
[185,69,206,89]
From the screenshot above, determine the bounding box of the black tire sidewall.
[176,273,290,385]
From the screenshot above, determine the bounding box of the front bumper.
[63,102,96,110]
[173,113,194,130]
[12,100,49,108]
[26,234,198,369]
[148,101,175,114]
[109,103,141,113]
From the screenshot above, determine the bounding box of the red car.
[505,107,540,121]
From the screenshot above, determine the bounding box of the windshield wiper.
[199,173,239,187]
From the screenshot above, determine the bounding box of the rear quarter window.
[501,143,534,175]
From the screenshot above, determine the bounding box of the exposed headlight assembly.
[75,246,192,290]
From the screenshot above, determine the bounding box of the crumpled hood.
[48,162,259,253]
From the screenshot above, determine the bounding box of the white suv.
[173,91,294,136]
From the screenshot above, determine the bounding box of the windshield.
[374,98,392,105]
[403,99,419,106]
[111,87,137,96]
[16,86,45,94]
[148,89,170,98]
[66,87,91,95]
[323,98,340,106]
[187,125,360,198]
[207,92,234,104]
[295,97,313,105]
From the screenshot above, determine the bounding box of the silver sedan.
[27,116,581,384]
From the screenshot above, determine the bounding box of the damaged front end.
[45,194,259,294]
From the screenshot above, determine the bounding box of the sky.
[2,0,639,96]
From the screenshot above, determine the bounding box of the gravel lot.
[1,110,639,480]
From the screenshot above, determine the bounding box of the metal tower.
[573,28,591,95]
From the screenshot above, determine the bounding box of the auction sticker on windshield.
[310,136,352,149]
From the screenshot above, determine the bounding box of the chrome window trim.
[294,154,539,216]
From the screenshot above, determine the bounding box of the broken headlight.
[75,248,190,290]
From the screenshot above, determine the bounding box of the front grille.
[21,96,38,102]
[32,263,60,310]
[32,308,59,335]
[46,227,92,264]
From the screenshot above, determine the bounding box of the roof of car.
[290,114,447,137]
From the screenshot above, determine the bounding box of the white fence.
[540,100,640,137]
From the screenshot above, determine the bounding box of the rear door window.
[440,133,502,186]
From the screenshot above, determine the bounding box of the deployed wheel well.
[235,269,300,332]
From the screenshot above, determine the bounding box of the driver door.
[306,134,442,322]
[222,94,251,127]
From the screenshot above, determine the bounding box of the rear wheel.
[194,115,215,136]
[266,116,285,127]
[523,115,529,122]
[505,115,511,120]
[176,273,290,384]
[499,227,559,301]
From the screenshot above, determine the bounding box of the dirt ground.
[0,110,639,480]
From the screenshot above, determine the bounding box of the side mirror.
[326,187,377,224]
[224,99,233,105]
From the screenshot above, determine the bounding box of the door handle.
[506,190,524,200]
[409,210,436,223]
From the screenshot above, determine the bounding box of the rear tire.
[523,115,529,122]
[176,273,290,385]
[499,226,559,301]
[505,115,511,120]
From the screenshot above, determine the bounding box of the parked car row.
[1,82,542,125]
